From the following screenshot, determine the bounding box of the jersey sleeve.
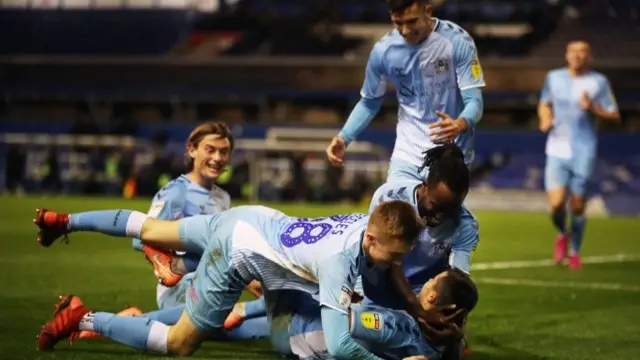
[368,182,421,213]
[221,191,232,210]
[594,77,618,112]
[448,215,479,273]
[360,43,388,99]
[350,306,442,359]
[131,185,187,251]
[322,307,384,360]
[540,72,552,105]
[453,36,485,91]
[317,252,358,314]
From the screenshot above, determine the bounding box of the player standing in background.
[326,0,485,181]
[538,40,620,270]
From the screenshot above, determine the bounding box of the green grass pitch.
[1,195,639,360]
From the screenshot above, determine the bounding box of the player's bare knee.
[547,189,566,210]
[166,330,199,356]
[570,196,586,215]
[139,218,159,238]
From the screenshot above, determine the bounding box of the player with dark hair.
[252,267,478,360]
[356,143,477,357]
[326,0,485,182]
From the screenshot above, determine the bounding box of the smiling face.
[389,1,433,45]
[416,182,465,227]
[185,122,234,188]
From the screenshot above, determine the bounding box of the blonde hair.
[184,122,234,171]
[368,200,424,246]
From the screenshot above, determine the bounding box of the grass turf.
[1,195,639,360]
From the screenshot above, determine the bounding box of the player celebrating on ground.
[326,0,485,181]
[135,121,233,292]
[364,144,476,309]
[538,40,620,269]
[363,143,476,356]
[243,267,477,360]
[34,201,447,358]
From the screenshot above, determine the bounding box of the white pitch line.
[473,253,640,271]
[475,277,640,292]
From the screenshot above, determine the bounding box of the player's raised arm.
[327,43,386,167]
[538,73,554,132]
[586,77,620,123]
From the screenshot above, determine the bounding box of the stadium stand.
[1,0,639,215]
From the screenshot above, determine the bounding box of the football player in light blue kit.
[132,122,234,309]
[35,201,424,359]
[538,40,620,270]
[276,267,478,360]
[326,0,485,182]
[361,143,477,357]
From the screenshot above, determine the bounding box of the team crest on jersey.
[471,59,482,79]
[360,312,381,331]
[434,58,450,74]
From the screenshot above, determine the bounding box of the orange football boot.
[37,295,90,351]
[33,208,70,247]
[143,244,183,287]
[223,303,246,331]
[69,306,142,344]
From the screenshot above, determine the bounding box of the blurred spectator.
[40,147,62,194]
[4,144,26,193]
[69,114,99,135]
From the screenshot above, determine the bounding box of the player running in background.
[538,40,620,269]
[34,201,436,359]
[326,0,485,181]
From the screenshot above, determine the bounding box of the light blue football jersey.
[350,305,444,360]
[132,174,230,250]
[225,207,370,314]
[368,181,478,287]
[362,18,485,166]
[541,68,618,160]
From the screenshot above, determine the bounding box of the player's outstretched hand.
[429,111,467,143]
[326,136,346,167]
[415,305,465,345]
